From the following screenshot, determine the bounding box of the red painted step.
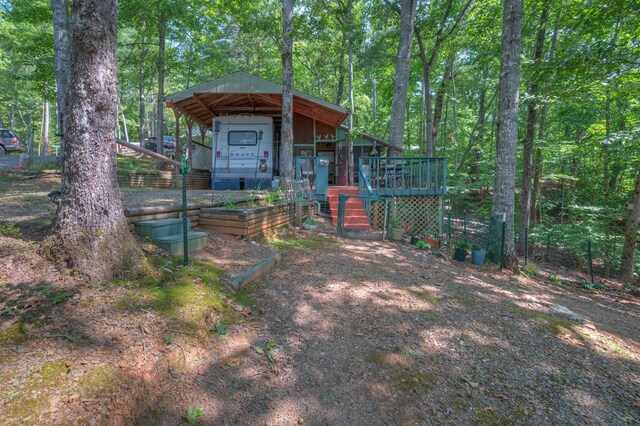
[326,186,371,230]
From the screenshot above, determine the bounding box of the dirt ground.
[1,175,639,425]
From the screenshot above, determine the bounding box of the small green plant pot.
[410,236,419,245]
[453,248,468,262]
[471,249,486,265]
[389,227,404,241]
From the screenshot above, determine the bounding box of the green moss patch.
[507,306,575,335]
[0,354,17,384]
[0,322,28,345]
[366,349,435,398]
[0,222,22,238]
[449,293,476,306]
[114,254,253,334]
[474,406,530,425]
[77,365,128,399]
[267,230,337,250]
[3,359,69,423]
[402,289,440,305]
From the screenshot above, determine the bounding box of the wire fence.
[443,210,639,280]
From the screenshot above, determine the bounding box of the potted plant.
[453,239,470,262]
[471,245,487,265]
[402,223,412,243]
[302,216,318,231]
[471,246,487,265]
[410,234,422,245]
[388,216,404,241]
[416,240,431,251]
[423,233,440,249]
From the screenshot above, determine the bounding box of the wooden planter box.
[199,203,294,236]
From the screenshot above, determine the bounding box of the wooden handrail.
[115,138,181,168]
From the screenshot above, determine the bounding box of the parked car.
[0,128,22,154]
[143,136,176,152]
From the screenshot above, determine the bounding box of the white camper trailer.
[211,115,274,190]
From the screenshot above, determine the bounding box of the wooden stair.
[327,186,370,231]
[135,218,208,255]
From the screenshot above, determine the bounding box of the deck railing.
[358,157,447,196]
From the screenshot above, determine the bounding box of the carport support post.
[181,154,190,266]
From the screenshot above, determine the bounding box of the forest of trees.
[0,0,638,279]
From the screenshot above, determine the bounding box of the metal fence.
[443,210,639,280]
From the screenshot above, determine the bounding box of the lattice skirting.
[369,195,442,236]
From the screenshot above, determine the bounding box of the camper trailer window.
[228,131,258,146]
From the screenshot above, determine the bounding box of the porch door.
[335,139,348,186]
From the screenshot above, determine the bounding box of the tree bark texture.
[492,0,523,270]
[347,0,355,186]
[532,10,559,223]
[432,55,454,144]
[621,171,640,282]
[517,2,549,254]
[43,100,50,155]
[458,64,490,172]
[139,37,146,144]
[51,0,71,159]
[414,0,471,156]
[415,27,432,155]
[280,0,295,181]
[387,0,417,153]
[42,0,145,284]
[156,10,166,169]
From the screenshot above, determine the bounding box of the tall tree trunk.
[414,0,472,156]
[43,100,50,155]
[458,68,492,172]
[492,0,523,270]
[150,87,156,138]
[156,10,166,169]
[9,93,16,129]
[518,1,549,254]
[372,74,377,122]
[532,9,559,223]
[280,0,295,180]
[28,112,34,156]
[432,53,455,145]
[415,28,433,156]
[335,33,345,106]
[388,0,417,153]
[475,63,488,168]
[51,0,71,163]
[603,91,612,277]
[139,34,146,145]
[621,171,640,282]
[346,0,355,186]
[120,103,129,143]
[42,0,145,284]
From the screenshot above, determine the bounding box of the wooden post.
[172,106,180,160]
[198,124,206,145]
[185,116,193,166]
